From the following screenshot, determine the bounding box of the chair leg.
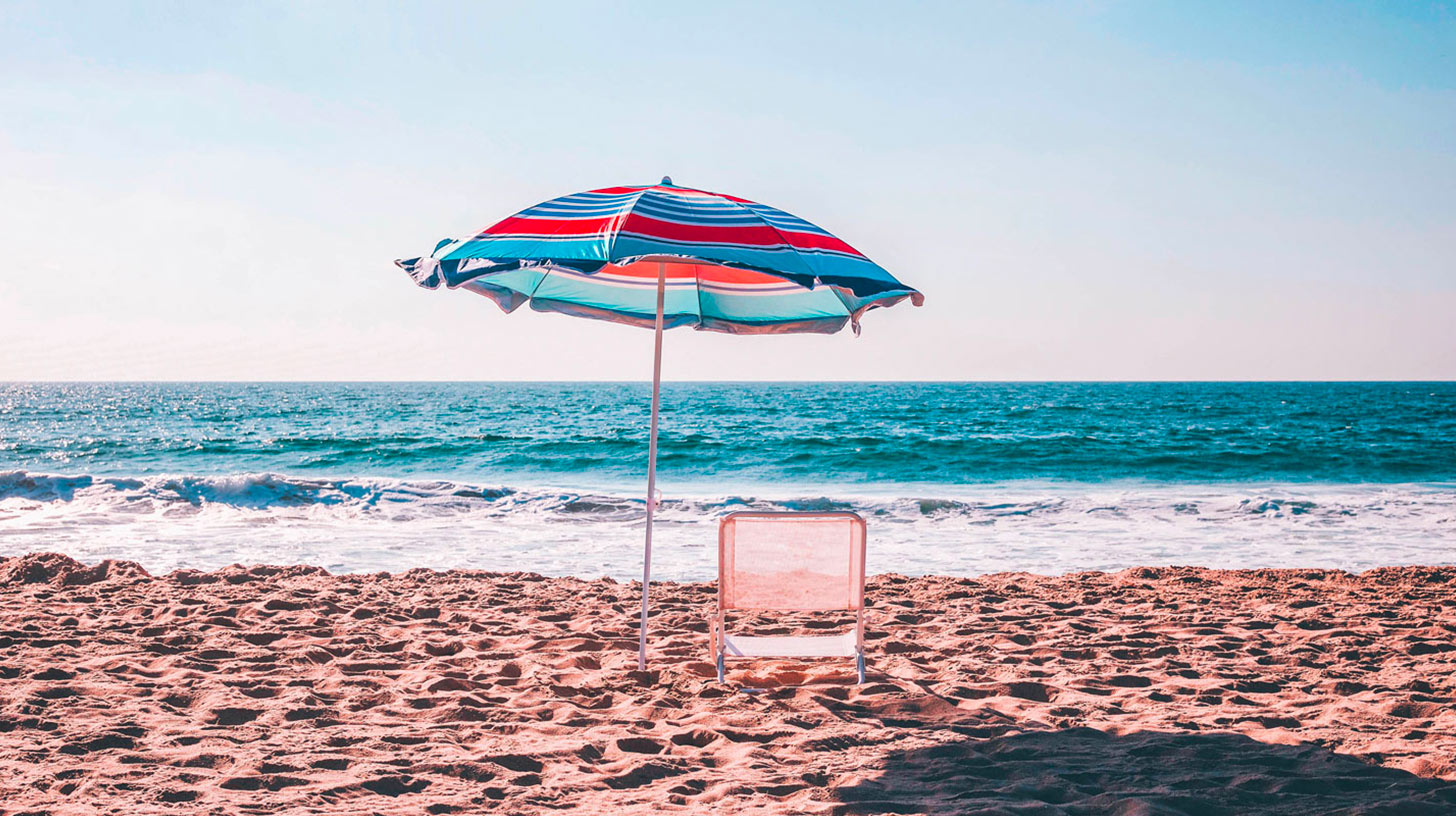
[856,652,866,685]
[717,651,725,684]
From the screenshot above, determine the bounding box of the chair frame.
[713,510,868,684]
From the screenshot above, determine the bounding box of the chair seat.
[722,632,858,658]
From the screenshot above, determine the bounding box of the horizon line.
[4,379,1455,385]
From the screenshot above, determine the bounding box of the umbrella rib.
[725,198,906,300]
[825,285,863,336]
[525,264,554,303]
[693,265,706,330]
[721,199,822,287]
[452,195,611,277]
[603,187,657,265]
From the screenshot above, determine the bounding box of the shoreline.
[6,549,1456,583]
[5,473,1455,581]
[2,552,1455,813]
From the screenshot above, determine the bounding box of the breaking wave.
[3,470,1453,580]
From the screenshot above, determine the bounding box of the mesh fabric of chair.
[713,511,867,684]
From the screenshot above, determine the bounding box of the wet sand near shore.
[1,553,1454,814]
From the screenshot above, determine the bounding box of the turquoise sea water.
[1,382,1453,577]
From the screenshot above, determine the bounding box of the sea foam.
[2,470,1452,580]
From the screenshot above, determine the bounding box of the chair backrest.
[719,511,866,612]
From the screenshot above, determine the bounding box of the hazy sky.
[2,1,1452,381]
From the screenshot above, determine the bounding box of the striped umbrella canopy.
[397,178,922,671]
[398,177,922,335]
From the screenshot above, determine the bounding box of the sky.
[1,1,1452,381]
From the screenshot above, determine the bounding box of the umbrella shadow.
[831,726,1456,815]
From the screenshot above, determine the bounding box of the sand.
[1,553,1455,815]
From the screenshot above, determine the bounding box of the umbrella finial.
[659,176,674,186]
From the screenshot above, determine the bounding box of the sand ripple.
[1,553,1455,813]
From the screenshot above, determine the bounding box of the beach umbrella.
[398,177,922,669]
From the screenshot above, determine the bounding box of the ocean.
[1,382,1453,579]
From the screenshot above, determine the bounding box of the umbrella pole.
[638,261,667,671]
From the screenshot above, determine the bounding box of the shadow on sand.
[831,726,1456,816]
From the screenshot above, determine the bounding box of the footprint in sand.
[208,707,260,726]
[485,753,544,773]
[362,775,431,796]
[219,774,308,791]
[604,760,688,790]
[669,729,720,748]
[615,737,667,754]
[59,731,138,755]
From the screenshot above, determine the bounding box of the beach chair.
[712,511,868,684]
